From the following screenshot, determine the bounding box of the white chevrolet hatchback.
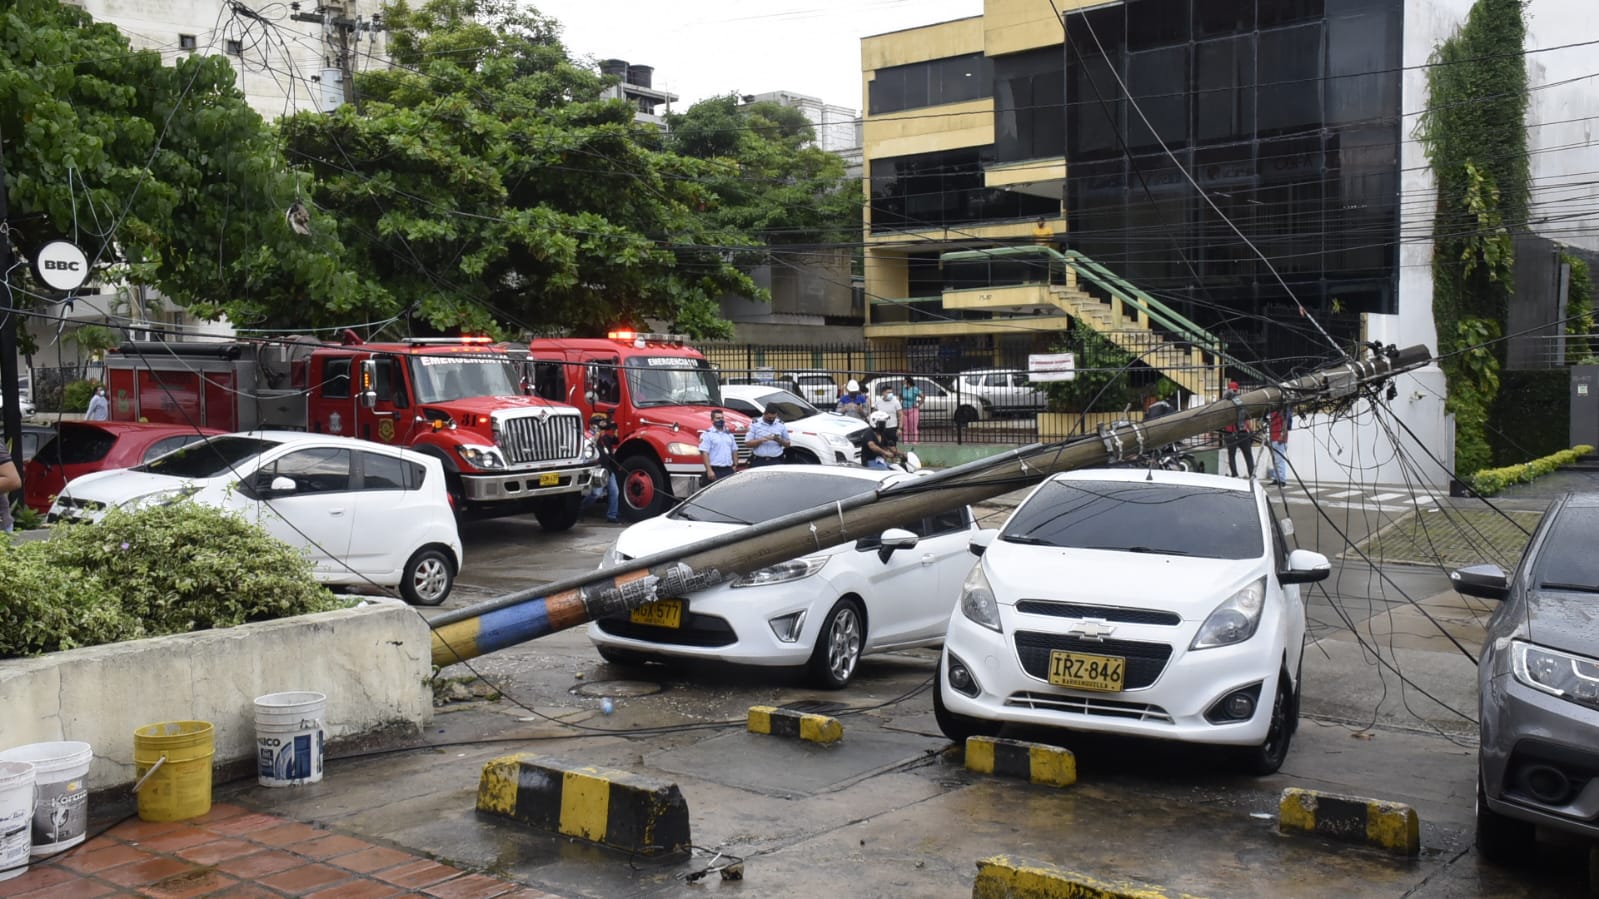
[47,432,464,605]
[936,469,1330,774]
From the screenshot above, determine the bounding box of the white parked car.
[790,370,843,407]
[953,369,1048,415]
[1,396,36,418]
[720,384,870,466]
[936,469,1330,774]
[864,376,987,424]
[589,465,979,688]
[47,431,464,605]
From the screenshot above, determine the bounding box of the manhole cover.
[571,680,662,698]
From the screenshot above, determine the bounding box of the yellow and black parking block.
[476,753,690,859]
[972,855,1206,899]
[964,736,1076,787]
[1277,787,1420,856]
[747,705,843,744]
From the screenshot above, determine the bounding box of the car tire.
[400,547,454,606]
[619,456,671,521]
[787,448,820,465]
[533,494,582,532]
[954,404,980,426]
[1476,774,1536,864]
[1233,675,1295,775]
[932,660,1002,744]
[807,599,864,689]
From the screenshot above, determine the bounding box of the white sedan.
[589,465,979,688]
[47,431,464,605]
[719,384,870,466]
[936,469,1329,774]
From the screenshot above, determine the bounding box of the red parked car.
[24,421,224,513]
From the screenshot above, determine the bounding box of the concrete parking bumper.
[1277,787,1420,856]
[475,752,691,859]
[964,736,1076,787]
[746,705,843,744]
[972,855,1205,899]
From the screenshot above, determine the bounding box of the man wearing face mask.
[86,385,109,421]
[746,405,790,467]
[699,409,738,483]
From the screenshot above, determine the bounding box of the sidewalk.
[0,801,554,898]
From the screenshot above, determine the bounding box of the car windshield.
[133,436,282,478]
[408,353,523,403]
[625,356,721,407]
[672,469,879,524]
[1001,479,1264,560]
[754,391,820,421]
[1533,506,1599,592]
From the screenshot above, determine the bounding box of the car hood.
[1523,589,1599,657]
[428,396,573,417]
[983,541,1266,621]
[791,413,868,437]
[614,515,850,564]
[56,469,216,506]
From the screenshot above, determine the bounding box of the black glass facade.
[869,53,993,115]
[1064,0,1402,371]
[870,147,1059,233]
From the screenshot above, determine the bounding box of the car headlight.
[731,556,829,587]
[456,444,506,470]
[822,433,853,449]
[666,441,700,457]
[580,437,599,462]
[1513,641,1599,709]
[959,564,1002,633]
[600,544,629,569]
[118,487,201,511]
[1191,578,1266,650]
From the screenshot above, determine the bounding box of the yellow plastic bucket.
[132,722,214,822]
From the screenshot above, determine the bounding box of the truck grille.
[498,414,583,464]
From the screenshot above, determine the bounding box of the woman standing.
[898,376,923,444]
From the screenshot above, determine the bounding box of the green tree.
[277,0,756,338]
[0,0,378,329]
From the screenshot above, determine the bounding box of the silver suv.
[952,369,1047,415]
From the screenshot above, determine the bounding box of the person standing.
[873,387,901,445]
[835,379,869,421]
[746,405,790,467]
[0,443,18,534]
[699,409,738,483]
[580,412,621,522]
[898,376,923,444]
[1220,381,1255,479]
[86,385,109,421]
[1266,407,1291,487]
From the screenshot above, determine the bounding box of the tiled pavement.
[0,802,554,898]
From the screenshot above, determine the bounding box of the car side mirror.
[269,475,297,494]
[1279,548,1331,585]
[357,359,378,409]
[1451,563,1508,601]
[969,529,998,558]
[877,527,919,563]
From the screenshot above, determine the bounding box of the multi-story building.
[746,90,864,178]
[599,60,678,129]
[859,0,1598,485]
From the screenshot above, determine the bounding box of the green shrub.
[1467,445,1595,497]
[0,503,346,658]
[62,379,101,415]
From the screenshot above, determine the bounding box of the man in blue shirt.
[699,409,738,482]
[746,406,790,467]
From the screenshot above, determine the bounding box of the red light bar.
[607,330,637,341]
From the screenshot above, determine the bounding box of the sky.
[528,0,982,111]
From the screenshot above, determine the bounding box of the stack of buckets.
[0,741,93,882]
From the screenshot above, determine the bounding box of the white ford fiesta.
[588,465,979,688]
[936,468,1330,774]
[47,431,464,605]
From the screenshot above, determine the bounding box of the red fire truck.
[526,331,750,520]
[103,335,605,530]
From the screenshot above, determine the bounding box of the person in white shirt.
[873,387,901,445]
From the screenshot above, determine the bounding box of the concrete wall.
[0,604,433,789]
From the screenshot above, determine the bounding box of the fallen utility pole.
[431,344,1431,667]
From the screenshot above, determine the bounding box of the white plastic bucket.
[254,692,326,787]
[0,761,35,881]
[0,742,92,857]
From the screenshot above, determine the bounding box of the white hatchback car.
[720,384,871,466]
[865,376,988,424]
[588,465,979,688]
[936,469,1330,774]
[47,431,464,605]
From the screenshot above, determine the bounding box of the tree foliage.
[277,0,757,338]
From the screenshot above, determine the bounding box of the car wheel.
[400,547,454,606]
[1233,675,1295,775]
[932,659,1002,744]
[619,456,671,521]
[533,494,582,532]
[1476,774,1536,864]
[787,448,820,465]
[807,599,864,689]
[954,404,980,426]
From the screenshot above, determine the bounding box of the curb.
[964,736,1076,787]
[972,855,1205,899]
[747,705,843,743]
[1277,787,1420,856]
[475,752,691,859]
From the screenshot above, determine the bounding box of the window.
[994,48,1065,163]
[1002,480,1264,560]
[140,435,213,464]
[1126,0,1189,51]
[374,356,408,408]
[1257,23,1324,136]
[1195,38,1254,145]
[1126,45,1189,152]
[258,448,352,494]
[590,359,621,405]
[178,34,197,50]
[321,358,351,398]
[920,507,971,539]
[870,148,1058,233]
[358,451,422,491]
[531,360,566,402]
[724,398,760,417]
[225,39,242,55]
[137,436,280,477]
[869,53,992,115]
[37,427,116,466]
[671,470,878,525]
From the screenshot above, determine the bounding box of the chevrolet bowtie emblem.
[1066,618,1116,641]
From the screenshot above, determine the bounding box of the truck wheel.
[533,494,582,532]
[619,456,671,521]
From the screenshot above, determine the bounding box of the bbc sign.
[32,240,90,292]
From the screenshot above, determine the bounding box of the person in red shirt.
[1220,381,1255,479]
[1266,407,1292,487]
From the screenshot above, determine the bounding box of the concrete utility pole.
[430,345,1432,668]
[292,0,381,112]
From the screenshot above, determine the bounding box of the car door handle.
[920,554,936,566]
[330,508,346,517]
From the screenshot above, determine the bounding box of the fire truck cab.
[527,331,750,520]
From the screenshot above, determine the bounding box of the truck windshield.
[624,356,721,407]
[409,353,522,403]
[133,436,282,478]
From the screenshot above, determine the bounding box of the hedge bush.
[0,503,346,658]
[1467,445,1595,497]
